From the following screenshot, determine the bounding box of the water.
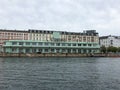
[0,57,120,90]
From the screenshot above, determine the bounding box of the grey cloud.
[0,0,120,35]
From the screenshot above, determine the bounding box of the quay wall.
[0,53,120,57]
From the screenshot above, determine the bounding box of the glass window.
[83,37,86,42]
[19,48,24,53]
[51,43,54,46]
[78,44,81,46]
[62,43,66,46]
[88,44,91,46]
[68,49,71,53]
[32,42,36,45]
[62,49,66,52]
[78,49,81,53]
[38,42,43,45]
[32,49,36,53]
[45,49,48,52]
[45,42,49,46]
[26,42,30,45]
[19,42,23,45]
[56,43,60,46]
[68,43,71,46]
[93,44,96,46]
[91,37,94,42]
[38,49,42,52]
[51,49,54,52]
[12,42,17,45]
[73,44,76,46]
[26,49,30,53]
[56,49,60,53]
[12,48,17,52]
[4,42,6,45]
[73,49,76,53]
[83,44,86,46]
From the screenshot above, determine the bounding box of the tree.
[100,46,106,53]
[107,46,117,53]
[117,47,120,52]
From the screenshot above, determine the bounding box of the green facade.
[3,40,100,54]
[53,32,61,39]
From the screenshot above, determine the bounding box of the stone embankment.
[0,53,120,57]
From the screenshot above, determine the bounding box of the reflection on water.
[0,57,120,90]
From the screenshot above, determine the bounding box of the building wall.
[0,30,100,53]
[3,40,100,54]
[28,30,99,43]
[0,30,29,45]
[100,36,120,47]
[2,29,100,54]
[0,30,29,52]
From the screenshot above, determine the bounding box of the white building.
[99,35,120,47]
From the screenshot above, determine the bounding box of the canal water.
[0,57,120,90]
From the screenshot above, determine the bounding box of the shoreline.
[0,53,120,57]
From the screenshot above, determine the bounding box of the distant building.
[0,29,29,52]
[3,29,100,54]
[99,35,120,47]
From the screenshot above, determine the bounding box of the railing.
[3,45,100,49]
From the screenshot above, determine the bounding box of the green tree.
[117,47,120,52]
[100,46,106,53]
[107,46,117,53]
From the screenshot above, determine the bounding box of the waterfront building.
[0,29,29,52]
[99,35,120,47]
[3,30,100,54]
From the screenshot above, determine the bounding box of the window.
[12,42,17,45]
[73,44,76,46]
[83,50,86,53]
[68,49,71,53]
[12,48,17,52]
[38,49,42,52]
[83,37,86,42]
[38,42,43,45]
[19,48,24,53]
[51,43,54,46]
[56,49,60,53]
[93,44,96,46]
[45,42,49,46]
[26,42,30,45]
[91,37,94,42]
[88,44,91,46]
[78,49,81,53]
[51,49,54,52]
[45,49,48,52]
[19,42,23,45]
[88,50,92,53]
[32,42,37,45]
[62,43,66,46]
[78,44,81,46]
[83,44,86,46]
[73,49,76,53]
[4,42,6,45]
[87,37,90,42]
[56,43,60,46]
[62,49,66,53]
[68,44,71,46]
[32,49,36,53]
[26,49,30,53]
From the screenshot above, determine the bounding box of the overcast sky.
[0,0,120,36]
